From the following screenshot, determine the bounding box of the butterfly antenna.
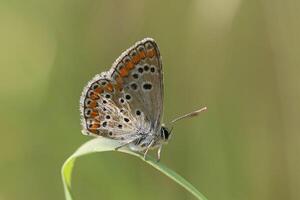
[170,106,207,125]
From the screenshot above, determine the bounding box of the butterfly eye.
[161,127,170,140]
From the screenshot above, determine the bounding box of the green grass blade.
[61,138,208,200]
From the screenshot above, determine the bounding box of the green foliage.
[62,138,208,200]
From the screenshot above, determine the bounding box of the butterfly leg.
[156,145,162,162]
[143,140,155,160]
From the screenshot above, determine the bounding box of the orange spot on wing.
[91,109,98,117]
[132,54,140,64]
[88,101,97,108]
[90,123,100,129]
[90,93,100,100]
[125,60,134,70]
[104,83,114,92]
[114,75,124,91]
[90,87,103,100]
[93,119,100,123]
[146,49,156,58]
[119,67,129,77]
[94,87,103,94]
[89,129,99,134]
[139,51,146,59]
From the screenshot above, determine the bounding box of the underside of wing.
[80,38,163,139]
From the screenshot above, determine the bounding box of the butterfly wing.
[110,38,164,131]
[80,38,163,140]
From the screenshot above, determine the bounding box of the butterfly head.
[160,125,172,142]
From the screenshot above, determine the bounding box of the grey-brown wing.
[80,76,139,141]
[80,38,163,138]
[109,38,163,132]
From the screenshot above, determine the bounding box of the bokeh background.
[1,0,299,199]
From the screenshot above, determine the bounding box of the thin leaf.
[61,138,208,200]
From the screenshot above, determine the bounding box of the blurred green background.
[1,0,299,199]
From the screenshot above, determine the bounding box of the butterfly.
[80,38,206,161]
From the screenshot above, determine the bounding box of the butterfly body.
[127,125,170,152]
